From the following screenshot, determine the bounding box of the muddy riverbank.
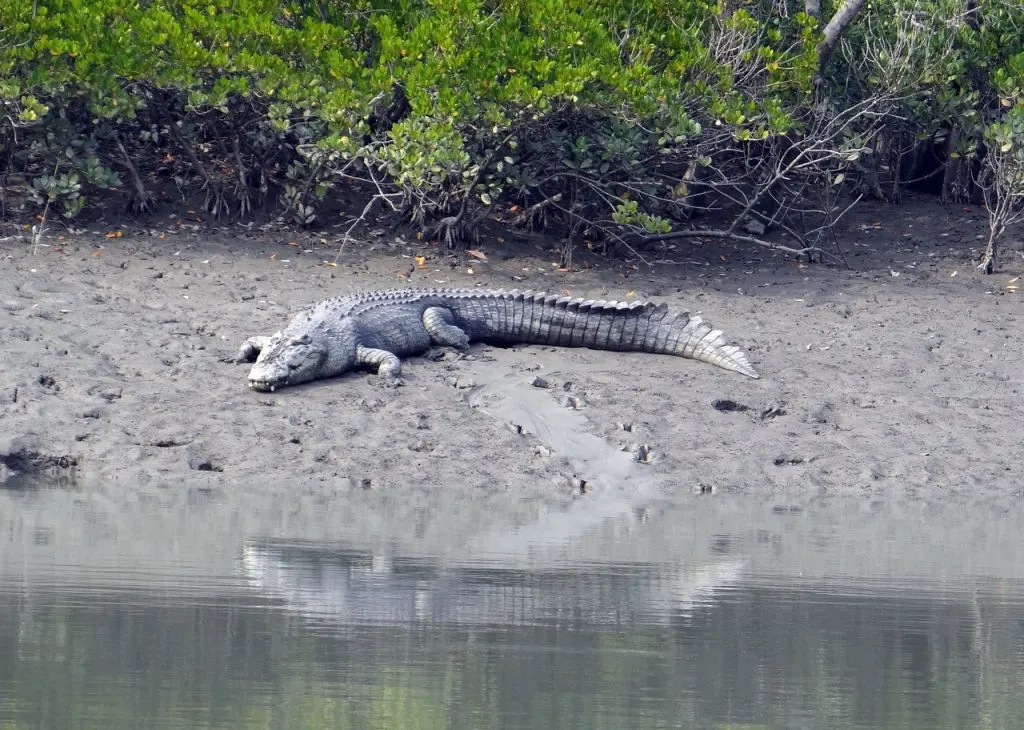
[1,197,1021,506]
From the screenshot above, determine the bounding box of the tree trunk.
[814,0,869,95]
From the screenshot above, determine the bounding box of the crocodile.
[235,288,759,392]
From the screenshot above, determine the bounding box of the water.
[2,483,1024,729]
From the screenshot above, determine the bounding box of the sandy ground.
[1,196,1021,506]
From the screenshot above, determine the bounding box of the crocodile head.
[246,331,330,392]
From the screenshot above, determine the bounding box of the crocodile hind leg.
[356,344,405,386]
[422,306,470,348]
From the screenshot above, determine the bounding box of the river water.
[1,481,1023,729]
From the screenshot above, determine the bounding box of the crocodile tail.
[454,291,759,379]
[658,311,760,378]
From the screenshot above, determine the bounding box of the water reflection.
[1,484,1024,729]
[241,540,745,627]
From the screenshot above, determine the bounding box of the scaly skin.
[235,288,759,391]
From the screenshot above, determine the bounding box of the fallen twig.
[641,227,824,260]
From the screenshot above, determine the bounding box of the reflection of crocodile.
[241,541,745,627]
[236,288,759,391]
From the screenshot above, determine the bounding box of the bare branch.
[509,192,563,226]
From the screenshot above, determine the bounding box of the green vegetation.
[1,0,1022,270]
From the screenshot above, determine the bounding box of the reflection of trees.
[970,586,1024,730]
[1,561,1024,728]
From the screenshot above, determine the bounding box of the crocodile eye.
[290,334,312,346]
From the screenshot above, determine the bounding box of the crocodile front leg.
[234,335,274,363]
[356,344,405,387]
